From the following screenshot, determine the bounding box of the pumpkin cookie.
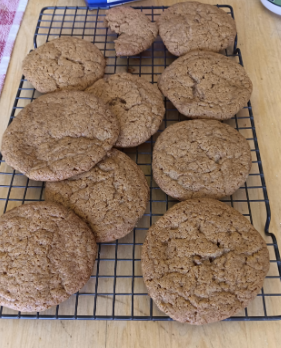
[157,2,236,56]
[105,7,158,56]
[158,50,252,120]
[152,120,252,200]
[45,149,149,243]
[22,36,105,93]
[87,73,165,148]
[1,91,120,181]
[0,202,97,312]
[142,198,269,324]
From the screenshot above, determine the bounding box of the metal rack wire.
[0,5,280,321]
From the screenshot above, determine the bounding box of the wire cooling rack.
[0,5,281,321]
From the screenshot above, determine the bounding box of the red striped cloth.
[0,0,28,96]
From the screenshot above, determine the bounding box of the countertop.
[1,0,281,347]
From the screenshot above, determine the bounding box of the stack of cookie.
[0,2,270,324]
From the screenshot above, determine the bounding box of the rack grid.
[0,5,280,321]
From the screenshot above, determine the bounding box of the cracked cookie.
[141,198,270,324]
[157,2,236,56]
[86,73,165,148]
[0,201,97,312]
[152,120,252,200]
[105,7,158,56]
[22,36,105,93]
[1,91,120,181]
[158,50,253,120]
[45,149,149,243]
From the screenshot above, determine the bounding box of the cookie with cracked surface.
[152,120,252,200]
[105,7,158,56]
[86,73,165,148]
[157,2,236,56]
[141,198,270,325]
[22,36,105,93]
[1,91,120,181]
[0,201,97,312]
[45,149,149,243]
[158,50,253,120]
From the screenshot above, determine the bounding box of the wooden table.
[1,0,281,347]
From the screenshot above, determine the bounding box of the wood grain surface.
[1,0,281,347]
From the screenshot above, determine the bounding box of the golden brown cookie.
[158,50,253,120]
[45,149,149,243]
[1,91,120,181]
[86,73,165,148]
[22,36,106,93]
[152,120,252,200]
[0,202,97,312]
[141,198,270,325]
[157,2,236,56]
[105,7,158,56]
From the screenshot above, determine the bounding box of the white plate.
[261,0,281,15]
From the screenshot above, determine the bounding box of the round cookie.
[22,36,106,93]
[45,149,149,243]
[141,198,270,325]
[158,50,253,120]
[0,201,97,312]
[105,7,158,56]
[152,120,252,200]
[1,91,120,181]
[86,73,165,148]
[157,2,236,56]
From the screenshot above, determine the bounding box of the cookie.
[45,149,149,243]
[1,91,120,181]
[22,36,105,93]
[141,198,270,325]
[105,7,158,56]
[152,120,252,200]
[158,50,253,120]
[86,73,165,148]
[0,202,97,312]
[157,2,236,56]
